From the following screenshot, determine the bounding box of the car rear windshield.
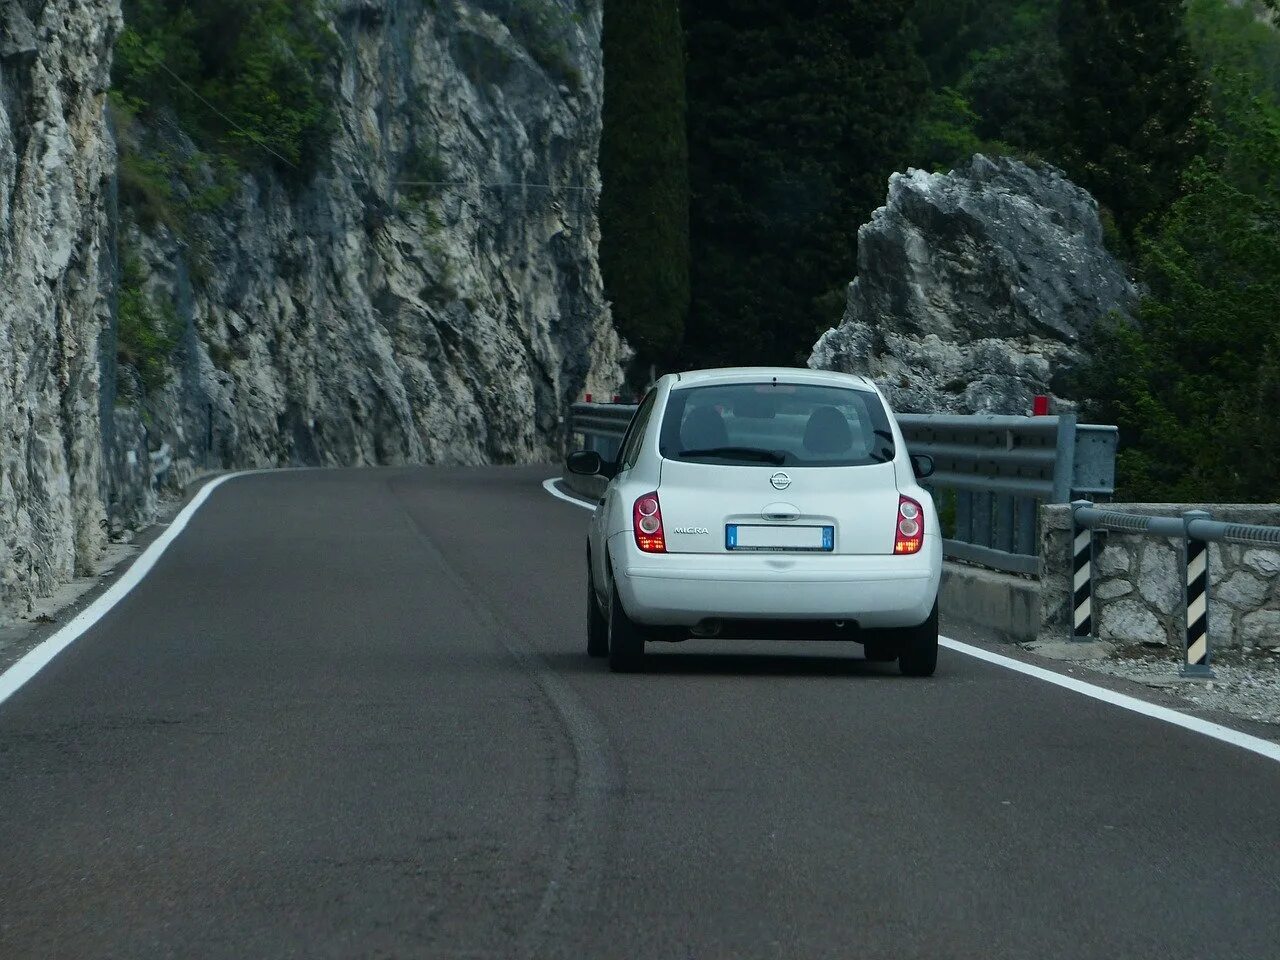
[659,382,896,467]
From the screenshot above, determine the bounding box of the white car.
[568,367,943,675]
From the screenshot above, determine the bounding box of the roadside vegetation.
[112,0,335,176]
[116,250,185,398]
[601,0,1280,500]
[599,0,689,371]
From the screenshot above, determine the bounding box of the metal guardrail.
[565,402,1119,577]
[567,402,635,465]
[894,414,1116,576]
[1071,502,1280,677]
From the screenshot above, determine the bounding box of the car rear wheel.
[587,560,608,658]
[897,601,940,678]
[607,578,646,673]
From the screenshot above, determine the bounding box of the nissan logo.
[769,472,792,491]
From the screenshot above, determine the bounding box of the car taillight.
[895,496,924,555]
[633,493,666,553]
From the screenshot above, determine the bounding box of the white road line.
[541,476,1280,765]
[0,470,257,711]
[940,638,1280,764]
[542,477,596,511]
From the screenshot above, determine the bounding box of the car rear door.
[657,460,900,555]
[653,381,903,556]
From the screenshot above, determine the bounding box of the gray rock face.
[1,0,624,619]
[1241,610,1280,649]
[1101,598,1166,646]
[0,0,122,617]
[809,154,1138,414]
[125,0,624,482]
[1138,543,1180,616]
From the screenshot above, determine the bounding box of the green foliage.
[400,142,450,205]
[961,32,1066,152]
[502,0,583,89]
[906,0,1064,165]
[114,0,335,176]
[907,87,988,171]
[599,0,689,366]
[1188,0,1280,104]
[683,0,927,367]
[117,140,179,230]
[114,111,241,236]
[117,251,184,395]
[1058,0,1209,237]
[1077,80,1280,501]
[910,0,1057,88]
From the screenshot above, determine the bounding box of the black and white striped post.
[1071,500,1094,640]
[1180,509,1214,678]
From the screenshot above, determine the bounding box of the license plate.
[725,525,835,552]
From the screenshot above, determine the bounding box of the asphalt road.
[2,466,1279,960]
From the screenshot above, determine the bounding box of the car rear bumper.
[610,536,941,629]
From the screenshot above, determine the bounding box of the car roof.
[668,367,877,391]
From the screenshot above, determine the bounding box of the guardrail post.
[1180,509,1214,679]
[1070,500,1095,640]
[1053,413,1078,503]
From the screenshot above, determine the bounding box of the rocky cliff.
[809,155,1137,414]
[1,0,121,613]
[1,0,624,618]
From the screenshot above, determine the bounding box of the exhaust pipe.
[691,619,722,638]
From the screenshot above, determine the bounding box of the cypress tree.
[1058,0,1208,236]
[683,0,926,367]
[599,0,690,370]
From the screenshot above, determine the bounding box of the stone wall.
[1040,504,1280,650]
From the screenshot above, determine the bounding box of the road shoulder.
[0,472,228,676]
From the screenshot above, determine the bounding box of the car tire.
[587,561,608,658]
[862,639,899,663]
[607,578,646,673]
[897,601,940,678]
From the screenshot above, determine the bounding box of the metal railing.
[1070,502,1280,676]
[899,414,1117,576]
[566,402,635,464]
[565,402,1119,576]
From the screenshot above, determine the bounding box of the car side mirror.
[910,453,935,479]
[568,450,607,477]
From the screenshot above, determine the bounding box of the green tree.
[1079,78,1280,501]
[599,0,690,368]
[1188,0,1280,104]
[1058,0,1208,237]
[683,0,926,367]
[902,0,1065,170]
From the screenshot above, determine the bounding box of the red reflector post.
[1032,395,1050,416]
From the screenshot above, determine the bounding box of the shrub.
[116,252,185,396]
[114,0,335,176]
[1077,79,1280,502]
